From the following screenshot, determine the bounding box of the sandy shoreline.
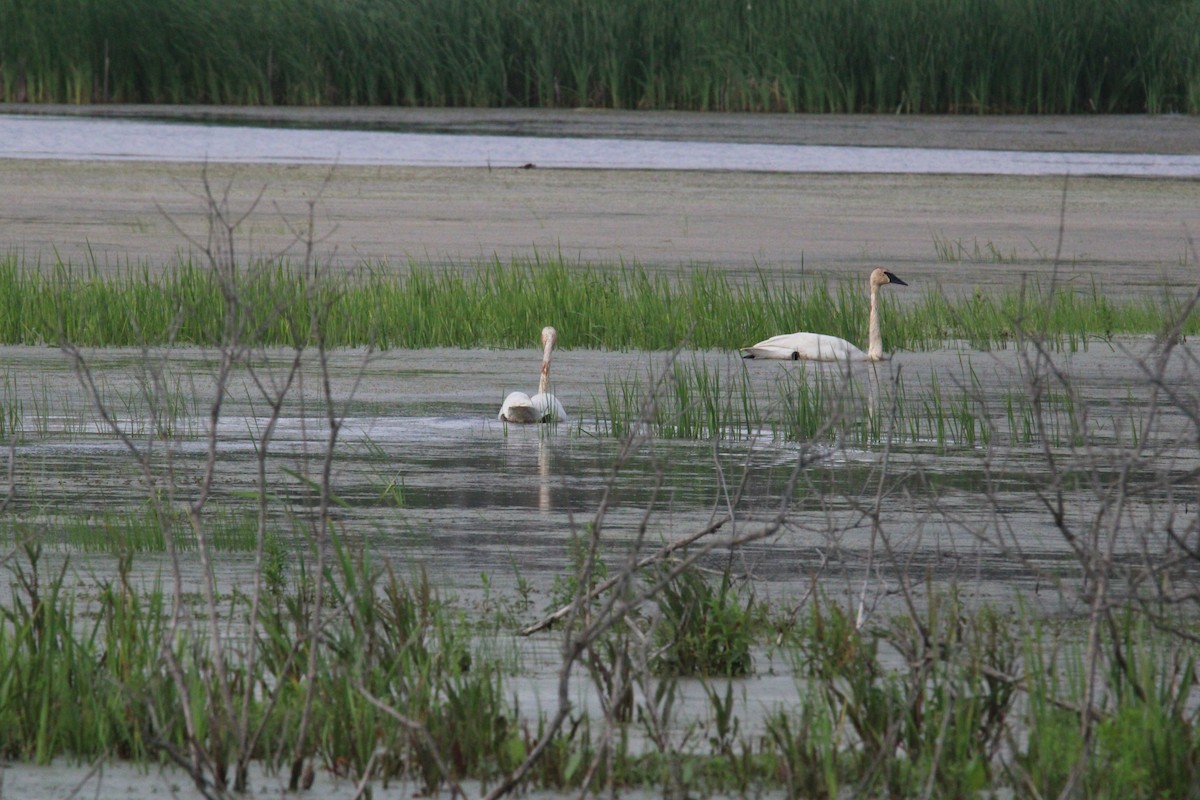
[2,108,1198,298]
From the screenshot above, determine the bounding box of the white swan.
[740,268,908,362]
[498,326,568,423]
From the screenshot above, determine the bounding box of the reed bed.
[0,253,1192,352]
[2,0,1199,112]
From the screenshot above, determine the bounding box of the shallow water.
[3,338,1195,610]
[5,113,1200,177]
[1,334,1198,794]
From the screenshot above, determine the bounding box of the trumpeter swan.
[740,268,907,362]
[498,326,568,423]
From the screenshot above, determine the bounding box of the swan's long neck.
[866,281,883,361]
[538,343,553,394]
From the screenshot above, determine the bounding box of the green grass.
[2,542,1196,797]
[3,0,1199,112]
[0,506,270,553]
[595,355,763,441]
[1,253,1194,352]
[594,356,1099,450]
[650,564,757,677]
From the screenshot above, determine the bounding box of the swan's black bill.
[884,271,908,286]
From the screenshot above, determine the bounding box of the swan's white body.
[499,326,568,424]
[741,331,868,362]
[741,268,907,362]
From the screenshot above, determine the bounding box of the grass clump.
[0,545,165,763]
[649,565,755,677]
[789,593,1017,798]
[596,355,761,441]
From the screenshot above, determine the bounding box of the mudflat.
[2,108,1198,298]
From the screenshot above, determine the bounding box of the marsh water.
[3,108,1200,796]
[4,331,1200,795]
[5,335,1193,600]
[6,112,1200,176]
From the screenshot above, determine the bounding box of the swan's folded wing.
[499,391,538,423]
[531,392,567,422]
[740,332,865,361]
[741,332,799,358]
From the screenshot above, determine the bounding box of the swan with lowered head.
[740,268,907,362]
[499,326,568,423]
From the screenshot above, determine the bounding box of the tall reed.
[2,0,1199,112]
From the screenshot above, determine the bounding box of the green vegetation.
[1,253,1193,352]
[932,233,1020,263]
[0,543,527,792]
[598,356,763,441]
[651,565,756,677]
[2,507,266,554]
[595,355,1099,449]
[3,0,1199,112]
[1,544,1197,797]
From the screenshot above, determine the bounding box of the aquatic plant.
[0,506,265,554]
[2,542,1198,798]
[592,354,1100,453]
[3,0,1199,113]
[595,354,761,441]
[2,252,1194,352]
[649,564,755,677]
